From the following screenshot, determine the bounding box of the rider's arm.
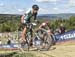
[21,15,25,23]
[34,13,37,21]
[46,23,51,30]
[39,24,43,28]
[39,23,45,28]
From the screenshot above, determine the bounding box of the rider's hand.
[21,15,24,23]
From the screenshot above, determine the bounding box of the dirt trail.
[27,45,75,57]
[24,40,75,57]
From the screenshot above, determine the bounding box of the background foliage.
[0,15,75,32]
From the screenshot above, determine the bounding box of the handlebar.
[26,23,37,29]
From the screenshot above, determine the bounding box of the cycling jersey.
[23,9,37,23]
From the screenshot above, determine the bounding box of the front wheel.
[34,28,53,51]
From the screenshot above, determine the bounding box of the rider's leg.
[29,28,34,46]
[21,26,27,42]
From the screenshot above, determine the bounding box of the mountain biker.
[39,21,52,35]
[21,5,39,43]
[39,21,56,45]
[59,24,66,34]
[55,23,66,34]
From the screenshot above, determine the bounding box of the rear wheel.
[35,28,53,51]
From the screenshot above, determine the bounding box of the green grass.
[13,53,35,57]
[0,51,36,57]
[0,51,17,57]
[0,51,54,57]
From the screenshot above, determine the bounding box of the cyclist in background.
[59,24,66,34]
[39,21,52,35]
[55,23,66,35]
[21,5,39,43]
[39,21,56,45]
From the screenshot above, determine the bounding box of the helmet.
[32,5,39,10]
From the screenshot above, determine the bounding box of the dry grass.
[25,40,75,57]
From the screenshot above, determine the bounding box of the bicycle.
[19,22,53,51]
